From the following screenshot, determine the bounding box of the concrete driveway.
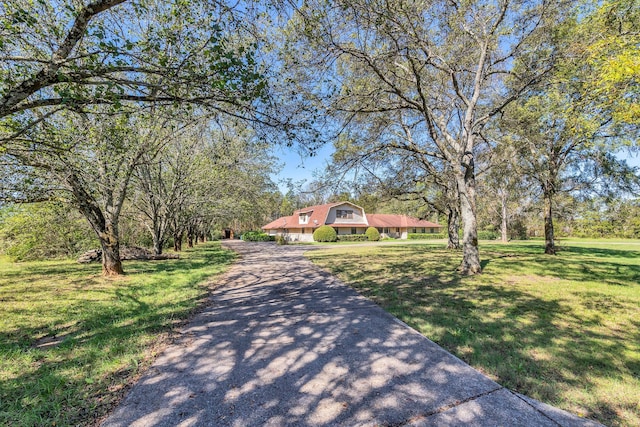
[102,241,601,427]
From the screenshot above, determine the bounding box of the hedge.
[336,234,368,242]
[408,233,446,240]
[241,231,275,242]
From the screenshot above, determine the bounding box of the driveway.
[102,241,601,426]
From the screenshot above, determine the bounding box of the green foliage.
[365,226,380,241]
[313,225,337,242]
[275,235,288,245]
[0,203,95,261]
[408,233,447,240]
[0,243,235,427]
[477,231,499,240]
[336,234,368,242]
[241,231,274,242]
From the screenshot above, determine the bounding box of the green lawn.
[307,240,640,427]
[0,243,235,426]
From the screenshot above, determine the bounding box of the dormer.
[298,210,312,225]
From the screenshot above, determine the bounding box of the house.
[262,201,443,242]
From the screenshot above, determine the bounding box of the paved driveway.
[102,241,601,426]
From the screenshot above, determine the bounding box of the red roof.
[262,202,357,230]
[262,202,442,231]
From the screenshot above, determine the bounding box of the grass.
[0,242,235,426]
[306,239,640,427]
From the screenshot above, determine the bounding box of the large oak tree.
[284,0,567,273]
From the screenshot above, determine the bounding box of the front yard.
[307,240,640,427]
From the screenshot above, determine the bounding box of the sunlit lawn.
[0,243,235,426]
[307,239,640,427]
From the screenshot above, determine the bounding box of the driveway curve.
[102,241,601,427]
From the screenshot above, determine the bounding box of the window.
[421,228,426,233]
[299,213,309,224]
[351,227,357,234]
[383,228,389,234]
[430,228,435,233]
[396,228,400,233]
[336,209,353,219]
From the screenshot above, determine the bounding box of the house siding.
[326,204,366,225]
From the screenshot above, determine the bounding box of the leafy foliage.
[365,226,380,241]
[0,203,95,260]
[312,225,337,242]
[336,234,368,242]
[407,233,447,240]
[241,231,274,242]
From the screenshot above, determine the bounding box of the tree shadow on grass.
[313,246,639,426]
[0,244,236,426]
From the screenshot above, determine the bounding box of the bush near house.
[365,227,380,241]
[275,235,287,245]
[313,225,337,242]
[337,234,368,242]
[241,231,274,242]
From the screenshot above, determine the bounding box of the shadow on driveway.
[102,242,601,427]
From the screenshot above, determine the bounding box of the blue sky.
[271,143,335,191]
[271,145,640,194]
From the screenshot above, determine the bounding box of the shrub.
[407,233,446,240]
[0,202,95,260]
[336,234,368,242]
[275,235,287,245]
[477,231,498,240]
[365,227,380,241]
[313,225,337,242]
[241,231,274,242]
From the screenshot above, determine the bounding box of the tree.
[286,0,567,274]
[501,0,639,254]
[0,0,268,134]
[329,120,462,249]
[572,0,640,125]
[503,87,638,254]
[3,110,155,274]
[476,143,534,243]
[0,202,95,260]
[131,122,207,255]
[0,0,282,274]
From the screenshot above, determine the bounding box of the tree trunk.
[151,222,164,255]
[153,237,163,255]
[173,230,183,252]
[100,230,124,276]
[447,207,461,250]
[66,172,125,275]
[500,191,508,243]
[544,188,556,255]
[456,167,481,275]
